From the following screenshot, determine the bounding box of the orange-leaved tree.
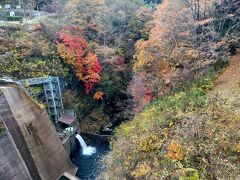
[57,29,102,94]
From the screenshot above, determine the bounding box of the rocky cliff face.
[0,83,77,180]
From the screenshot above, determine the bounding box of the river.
[71,139,109,180]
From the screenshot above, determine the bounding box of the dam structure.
[19,76,63,123]
[0,81,77,180]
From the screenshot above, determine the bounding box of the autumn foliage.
[93,91,104,100]
[166,141,184,160]
[57,29,102,94]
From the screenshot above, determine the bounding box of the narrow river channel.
[72,139,110,180]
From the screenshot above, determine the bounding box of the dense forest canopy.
[0,0,156,127]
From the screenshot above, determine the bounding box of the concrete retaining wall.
[63,135,78,158]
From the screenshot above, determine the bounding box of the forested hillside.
[1,0,156,130]
[99,0,240,179]
[0,0,239,179]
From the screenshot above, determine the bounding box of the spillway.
[75,134,96,156]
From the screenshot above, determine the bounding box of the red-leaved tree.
[57,29,102,94]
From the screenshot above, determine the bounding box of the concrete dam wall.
[0,132,32,180]
[0,83,77,180]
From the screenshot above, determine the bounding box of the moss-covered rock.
[80,107,110,133]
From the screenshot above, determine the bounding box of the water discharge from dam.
[72,139,109,179]
[75,134,96,156]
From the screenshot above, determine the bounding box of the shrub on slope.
[99,76,240,179]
